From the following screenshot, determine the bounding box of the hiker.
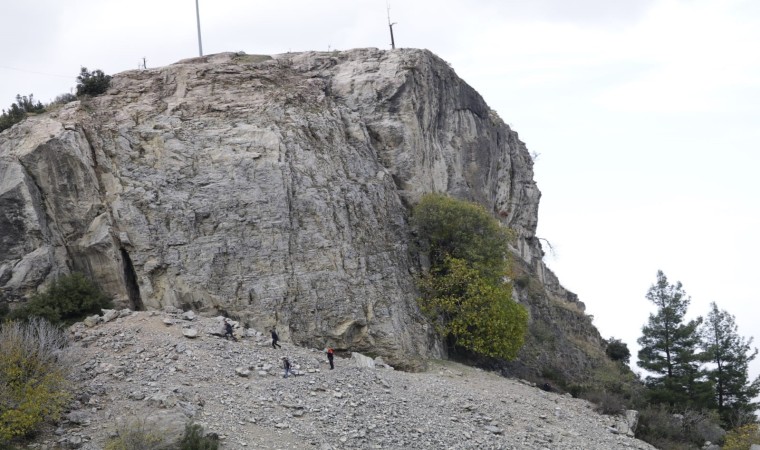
[282,356,291,378]
[326,347,335,370]
[223,318,237,341]
[271,328,282,349]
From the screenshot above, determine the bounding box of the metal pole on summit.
[387,3,397,49]
[195,0,204,56]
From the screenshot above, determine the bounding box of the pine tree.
[637,271,711,409]
[701,302,760,427]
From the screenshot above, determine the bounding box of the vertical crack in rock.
[120,248,144,311]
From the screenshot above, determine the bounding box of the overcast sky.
[2,0,759,380]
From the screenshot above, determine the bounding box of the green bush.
[605,338,631,364]
[0,94,45,133]
[10,273,112,325]
[412,193,513,282]
[178,423,218,450]
[413,194,527,360]
[76,67,112,97]
[0,318,73,444]
[418,256,527,360]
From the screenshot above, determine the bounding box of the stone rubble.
[27,309,657,450]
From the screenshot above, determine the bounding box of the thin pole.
[387,3,396,49]
[195,0,203,56]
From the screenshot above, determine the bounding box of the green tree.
[76,67,112,97]
[0,94,45,133]
[412,194,527,360]
[10,273,112,325]
[700,302,760,427]
[605,337,631,365]
[418,256,527,359]
[411,193,512,282]
[637,270,711,409]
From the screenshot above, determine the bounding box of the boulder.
[182,328,198,338]
[350,352,375,369]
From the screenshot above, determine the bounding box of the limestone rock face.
[0,49,588,372]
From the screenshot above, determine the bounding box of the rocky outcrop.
[0,48,598,376]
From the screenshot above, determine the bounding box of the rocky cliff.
[0,48,605,378]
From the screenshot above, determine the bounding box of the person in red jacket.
[326,347,335,370]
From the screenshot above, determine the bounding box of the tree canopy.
[0,94,44,133]
[76,67,111,97]
[637,270,710,409]
[412,193,526,360]
[700,302,760,427]
[411,193,512,282]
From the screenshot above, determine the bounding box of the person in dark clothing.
[282,357,291,378]
[326,347,335,370]
[223,319,237,341]
[271,328,281,349]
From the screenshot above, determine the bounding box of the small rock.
[484,425,502,435]
[182,328,198,338]
[83,315,101,328]
[101,309,120,323]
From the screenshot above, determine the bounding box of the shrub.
[723,423,760,450]
[605,337,631,364]
[636,405,724,450]
[10,273,112,325]
[178,423,219,450]
[413,194,526,360]
[418,256,528,360]
[584,390,626,415]
[105,421,218,450]
[412,193,513,282]
[105,419,171,450]
[51,93,77,105]
[76,67,112,97]
[0,318,73,444]
[0,94,45,133]
[636,405,690,449]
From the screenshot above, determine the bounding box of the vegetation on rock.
[412,193,512,282]
[76,67,111,97]
[0,94,44,133]
[413,193,527,360]
[605,337,631,365]
[9,273,112,325]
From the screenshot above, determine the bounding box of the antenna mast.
[387,3,397,49]
[195,0,204,56]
